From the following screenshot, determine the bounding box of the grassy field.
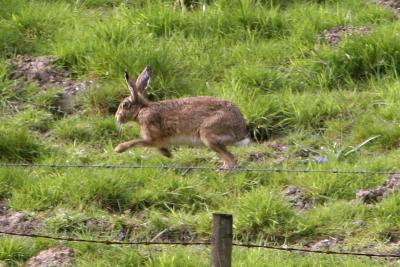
[1,0,400,266]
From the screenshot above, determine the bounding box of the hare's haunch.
[115,65,249,169]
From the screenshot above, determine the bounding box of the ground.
[2,0,400,266]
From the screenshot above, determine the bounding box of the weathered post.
[211,213,233,267]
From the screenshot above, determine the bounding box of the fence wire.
[0,231,210,246]
[1,162,400,259]
[0,163,399,175]
[1,230,400,258]
[231,242,400,258]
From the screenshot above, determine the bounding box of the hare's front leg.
[115,139,153,153]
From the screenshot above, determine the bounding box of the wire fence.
[1,230,400,259]
[1,163,400,263]
[1,163,399,175]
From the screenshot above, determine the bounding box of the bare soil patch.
[308,237,340,251]
[376,0,400,12]
[247,141,289,163]
[26,246,74,267]
[247,152,268,162]
[356,174,400,204]
[321,26,372,45]
[0,203,41,234]
[282,185,315,210]
[7,55,90,96]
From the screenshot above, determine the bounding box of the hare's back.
[158,97,243,121]
[160,96,246,133]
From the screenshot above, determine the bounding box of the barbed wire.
[232,242,400,258]
[1,230,400,258]
[0,231,210,246]
[0,163,399,175]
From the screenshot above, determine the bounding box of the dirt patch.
[84,218,114,232]
[282,185,315,210]
[121,223,198,244]
[309,237,339,250]
[0,202,6,214]
[375,0,400,12]
[356,186,387,204]
[26,246,74,267]
[247,152,267,162]
[267,141,288,153]
[157,225,195,242]
[356,174,400,204]
[0,205,41,234]
[247,142,288,163]
[321,26,372,45]
[7,55,91,96]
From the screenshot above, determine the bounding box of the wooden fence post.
[211,213,233,267]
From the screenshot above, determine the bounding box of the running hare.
[115,65,249,169]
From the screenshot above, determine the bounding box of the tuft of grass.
[52,115,126,143]
[13,107,54,132]
[302,23,400,89]
[0,168,26,199]
[0,124,45,163]
[372,192,400,238]
[230,188,295,238]
[0,238,49,266]
[296,200,369,237]
[79,81,127,114]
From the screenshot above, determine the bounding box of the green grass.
[1,0,400,265]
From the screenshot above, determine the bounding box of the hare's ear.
[136,65,151,93]
[125,71,138,99]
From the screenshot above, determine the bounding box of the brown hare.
[115,65,249,169]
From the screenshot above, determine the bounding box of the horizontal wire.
[232,242,400,258]
[0,163,399,175]
[0,231,210,246]
[1,231,400,258]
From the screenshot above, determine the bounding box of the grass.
[1,0,400,265]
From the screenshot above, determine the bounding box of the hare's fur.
[115,66,249,169]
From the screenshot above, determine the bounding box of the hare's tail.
[235,137,251,147]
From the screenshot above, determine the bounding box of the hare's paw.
[115,144,128,153]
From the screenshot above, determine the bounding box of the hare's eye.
[123,102,130,109]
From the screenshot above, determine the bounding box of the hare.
[115,65,249,169]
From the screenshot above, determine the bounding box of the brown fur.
[115,66,249,169]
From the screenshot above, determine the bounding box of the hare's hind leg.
[199,132,237,169]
